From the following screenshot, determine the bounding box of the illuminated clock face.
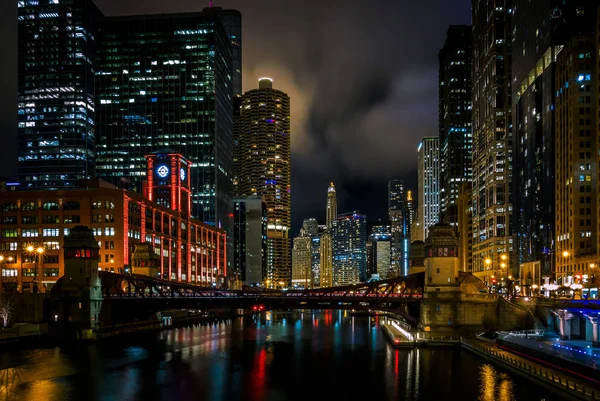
[157,165,169,178]
[180,168,186,181]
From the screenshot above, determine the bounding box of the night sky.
[0,0,471,234]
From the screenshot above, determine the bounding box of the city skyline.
[0,0,471,233]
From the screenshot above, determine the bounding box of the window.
[64,215,80,224]
[63,201,80,211]
[42,215,60,224]
[43,268,59,277]
[22,216,37,224]
[92,201,103,209]
[22,229,38,238]
[22,269,36,277]
[42,202,59,211]
[0,242,17,251]
[43,254,59,264]
[104,227,115,236]
[43,242,60,250]
[42,228,60,237]
[1,203,18,212]
[2,216,17,224]
[22,202,37,211]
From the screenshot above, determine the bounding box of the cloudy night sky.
[0,0,470,233]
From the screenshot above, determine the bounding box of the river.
[0,310,565,401]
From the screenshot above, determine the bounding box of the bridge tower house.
[51,226,103,340]
[420,224,461,332]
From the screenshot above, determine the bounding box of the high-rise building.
[233,196,267,286]
[301,218,319,237]
[417,137,440,241]
[326,182,337,230]
[457,182,473,273]
[236,78,291,287]
[554,10,597,286]
[411,209,422,242]
[319,233,333,287]
[310,231,322,287]
[389,180,409,276]
[368,225,392,279]
[18,0,103,189]
[206,7,242,97]
[512,0,594,278]
[439,25,473,227]
[292,236,312,288]
[407,190,415,235]
[332,212,367,284]
[94,10,234,231]
[471,0,513,284]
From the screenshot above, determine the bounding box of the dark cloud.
[0,0,470,233]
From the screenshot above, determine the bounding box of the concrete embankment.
[462,338,600,401]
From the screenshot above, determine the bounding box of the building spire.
[326,182,337,230]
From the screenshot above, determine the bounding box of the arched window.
[42,202,60,211]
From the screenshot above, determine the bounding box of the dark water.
[0,310,565,401]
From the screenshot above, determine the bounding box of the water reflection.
[479,364,514,401]
[0,311,565,401]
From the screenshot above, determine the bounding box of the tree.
[0,294,12,328]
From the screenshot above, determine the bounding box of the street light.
[562,250,569,258]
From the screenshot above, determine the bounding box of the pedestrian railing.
[462,338,600,401]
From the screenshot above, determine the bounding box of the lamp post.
[26,245,45,293]
[0,255,4,293]
[485,257,492,291]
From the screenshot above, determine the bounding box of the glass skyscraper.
[94,10,234,230]
[388,179,409,276]
[332,212,367,284]
[18,0,102,189]
[438,25,473,227]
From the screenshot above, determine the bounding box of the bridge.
[50,271,425,325]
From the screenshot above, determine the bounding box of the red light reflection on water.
[248,348,267,401]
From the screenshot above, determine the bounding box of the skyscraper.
[233,196,267,286]
[471,0,513,283]
[18,0,102,189]
[236,77,291,287]
[388,180,408,276]
[417,137,440,241]
[512,0,592,277]
[206,7,242,97]
[554,9,597,285]
[406,190,415,235]
[326,182,337,230]
[367,225,392,279]
[319,233,333,287]
[332,212,367,284]
[94,10,234,231]
[292,236,311,288]
[438,25,473,227]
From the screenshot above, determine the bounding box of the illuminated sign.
[180,168,186,181]
[157,165,169,178]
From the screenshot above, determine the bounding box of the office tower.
[236,77,291,287]
[326,182,337,230]
[18,0,102,189]
[95,10,234,231]
[406,190,415,235]
[206,7,242,97]
[512,0,594,278]
[232,96,242,196]
[554,10,597,286]
[457,182,473,273]
[292,236,312,288]
[368,225,392,279]
[409,240,425,275]
[417,137,440,241]
[310,229,323,287]
[301,218,319,237]
[411,209,422,242]
[319,233,333,287]
[332,212,367,284]
[471,0,513,283]
[233,196,267,286]
[389,180,409,276]
[438,25,473,227]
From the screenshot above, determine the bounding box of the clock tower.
[145,150,192,218]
